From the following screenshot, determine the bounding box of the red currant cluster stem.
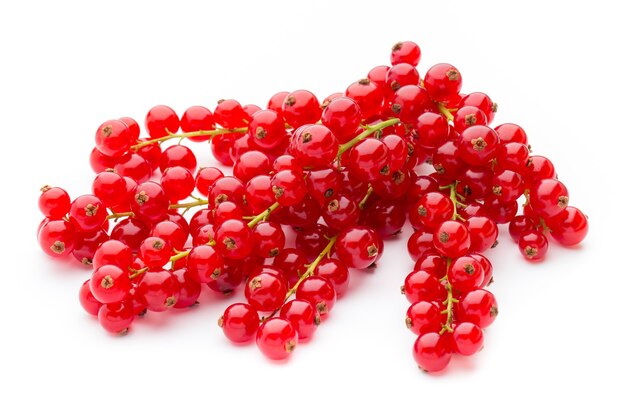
[130,127,248,151]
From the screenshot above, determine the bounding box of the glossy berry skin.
[391,85,432,123]
[39,186,71,219]
[491,169,524,202]
[453,106,487,133]
[320,97,362,142]
[280,299,320,341]
[90,265,131,304]
[244,272,287,312]
[290,124,338,168]
[256,318,298,360]
[114,153,151,184]
[248,109,285,150]
[233,150,271,184]
[195,167,224,197]
[98,300,134,334]
[403,269,445,303]
[346,138,390,182]
[272,248,308,288]
[135,268,180,312]
[270,169,306,206]
[187,245,224,283]
[69,194,107,233]
[524,155,556,183]
[138,237,172,267]
[110,218,150,253]
[314,258,350,297]
[386,63,420,92]
[547,206,588,246]
[245,175,275,212]
[466,216,498,253]
[411,192,454,230]
[72,228,109,266]
[219,303,260,343]
[38,219,75,257]
[433,221,471,258]
[89,147,117,173]
[413,332,452,373]
[161,167,195,202]
[459,92,497,124]
[391,41,421,66]
[171,268,201,308]
[406,231,435,263]
[305,168,342,204]
[92,171,126,208]
[145,105,179,138]
[95,119,131,158]
[381,134,408,172]
[345,78,384,120]
[406,301,441,335]
[267,91,289,119]
[212,133,238,166]
[448,256,484,293]
[92,240,133,270]
[78,279,102,316]
[180,105,215,142]
[335,226,383,269]
[415,112,449,149]
[495,123,527,145]
[214,99,247,128]
[453,322,484,356]
[151,220,187,251]
[160,145,197,173]
[458,125,500,166]
[518,230,549,261]
[296,276,337,316]
[508,215,536,243]
[209,176,245,207]
[322,194,359,231]
[529,178,569,218]
[282,90,321,128]
[423,63,462,103]
[131,182,168,224]
[414,255,448,279]
[215,219,254,260]
[252,221,285,258]
[458,289,498,328]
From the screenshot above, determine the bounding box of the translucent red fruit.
[320,96,362,142]
[89,265,131,304]
[180,105,215,142]
[135,268,180,312]
[529,178,569,218]
[95,119,131,158]
[413,332,452,373]
[39,186,71,219]
[296,276,337,316]
[335,226,383,269]
[282,90,322,128]
[219,303,260,343]
[458,125,500,166]
[244,272,287,312]
[249,109,286,150]
[289,124,338,168]
[391,41,421,67]
[458,289,498,328]
[453,322,484,356]
[280,299,320,341]
[69,195,107,233]
[256,318,298,360]
[547,206,588,246]
[433,221,471,258]
[145,105,179,138]
[346,138,390,182]
[423,63,463,104]
[38,219,75,257]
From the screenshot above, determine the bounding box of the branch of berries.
[36,40,588,372]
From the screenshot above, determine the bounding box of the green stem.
[336,118,401,157]
[106,211,134,221]
[247,201,280,228]
[358,185,374,210]
[439,258,456,334]
[445,181,466,222]
[285,235,338,299]
[437,103,454,122]
[169,199,209,210]
[131,127,248,151]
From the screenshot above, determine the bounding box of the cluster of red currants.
[37,41,587,371]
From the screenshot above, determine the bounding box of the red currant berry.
[508,215,536,243]
[529,178,569,218]
[160,144,197,173]
[180,105,215,142]
[187,245,224,283]
[135,268,180,312]
[72,228,109,266]
[423,63,462,103]
[391,85,432,123]
[494,123,527,144]
[345,79,384,120]
[151,220,187,251]
[518,230,549,261]
[391,41,421,66]
[252,221,285,258]
[256,318,297,360]
[452,322,484,356]
[219,303,260,343]
[215,219,254,260]
[466,216,498,253]
[289,124,339,168]
[313,258,350,298]
[448,256,484,293]
[458,289,498,328]
[145,105,179,138]
[413,332,452,373]
[346,138,390,182]
[547,206,588,246]
[114,153,151,183]
[458,125,500,166]
[95,119,131,158]
[386,63,420,92]
[403,269,445,303]
[138,237,172,268]
[296,276,336,316]
[38,186,71,219]
[433,220,471,258]
[98,300,134,334]
[272,248,308,288]
[79,279,102,316]
[335,226,383,269]
[90,265,131,304]
[69,194,107,233]
[406,301,442,335]
[244,272,287,312]
[92,239,133,270]
[233,150,271,183]
[209,176,245,207]
[249,109,286,150]
[161,166,195,202]
[89,147,117,173]
[282,90,321,128]
[131,181,169,224]
[171,268,201,308]
[215,99,247,128]
[270,169,306,206]
[459,92,497,124]
[412,192,454,230]
[195,167,224,197]
[110,218,150,252]
[321,97,362,142]
[280,299,320,341]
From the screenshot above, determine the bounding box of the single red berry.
[114,153,151,183]
[494,123,527,144]
[459,92,497,124]
[413,255,447,279]
[219,303,260,343]
[282,90,321,128]
[78,279,102,316]
[212,201,243,226]
[272,248,308,288]
[151,220,188,251]
[138,236,172,267]
[215,219,254,260]
[252,221,285,258]
[452,322,484,356]
[508,215,536,243]
[270,169,306,206]
[69,194,107,233]
[466,216,498,253]
[180,105,215,142]
[529,178,569,218]
[346,138,390,182]
[406,230,435,263]
[212,132,239,166]
[547,206,588,246]
[433,220,471,258]
[280,299,320,341]
[367,65,390,86]
[296,276,337,316]
[403,269,445,303]
[518,230,549,261]
[453,106,487,133]
[145,105,179,138]
[130,181,169,224]
[423,63,463,103]
[92,239,133,270]
[496,142,530,171]
[244,271,287,312]
[386,63,420,92]
[406,301,442,335]
[161,166,195,202]
[95,119,131,158]
[345,79,384,120]
[411,192,454,230]
[458,125,500,166]
[249,109,286,150]
[160,144,197,173]
[413,332,452,372]
[256,318,297,360]
[458,289,498,328]
[313,258,350,298]
[195,167,224,197]
[267,92,289,120]
[98,300,134,334]
[208,176,245,207]
[171,268,201,308]
[135,268,180,312]
[289,124,339,168]
[92,170,126,208]
[187,245,224,283]
[110,218,150,253]
[38,186,71,219]
[335,226,383,269]
[38,219,76,257]
[448,256,484,293]
[391,41,421,66]
[72,228,109,266]
[90,265,131,304]
[391,85,432,123]
[119,117,140,141]
[89,147,117,173]
[322,194,360,231]
[233,150,271,183]
[320,97,362,142]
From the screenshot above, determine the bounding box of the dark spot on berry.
[302,132,312,143]
[391,103,401,114]
[101,275,114,289]
[463,263,475,274]
[558,195,569,208]
[217,316,224,327]
[284,339,296,352]
[50,241,65,254]
[135,191,149,205]
[85,203,98,217]
[316,302,328,315]
[152,239,164,250]
[405,316,413,329]
[446,68,459,81]
[358,78,370,85]
[165,296,177,308]
[367,244,378,257]
[272,185,284,198]
[471,137,487,151]
[223,237,237,250]
[327,199,339,212]
[464,114,477,126]
[285,95,296,106]
[418,205,427,217]
[102,125,113,138]
[390,80,401,91]
[392,42,403,52]
[255,127,267,139]
[439,231,450,243]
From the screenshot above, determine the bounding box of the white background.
[1,1,624,415]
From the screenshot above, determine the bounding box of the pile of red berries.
[37,41,587,372]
